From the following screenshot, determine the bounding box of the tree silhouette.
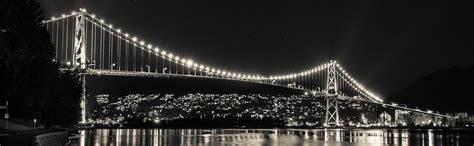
[0,0,82,127]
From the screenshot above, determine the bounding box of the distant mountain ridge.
[390,65,474,113]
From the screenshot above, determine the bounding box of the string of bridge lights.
[333,61,383,102]
[43,8,384,102]
[44,8,266,81]
[267,60,383,102]
[43,12,75,23]
[334,68,381,102]
[268,62,329,80]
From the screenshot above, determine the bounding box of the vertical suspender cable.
[99,23,102,69]
[314,71,317,91]
[71,17,75,65]
[133,44,136,71]
[55,21,59,60]
[125,41,129,71]
[101,24,105,70]
[343,74,346,96]
[338,73,342,95]
[336,73,339,94]
[84,19,88,67]
[111,30,114,69]
[98,23,101,69]
[107,29,110,69]
[89,20,94,69]
[148,48,151,72]
[93,21,96,69]
[339,72,343,95]
[311,69,319,90]
[312,71,315,91]
[162,54,164,74]
[109,29,112,69]
[61,19,65,63]
[140,44,143,71]
[169,58,172,74]
[65,18,69,62]
[155,51,158,73]
[118,35,121,70]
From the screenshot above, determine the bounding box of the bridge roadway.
[80,69,453,118]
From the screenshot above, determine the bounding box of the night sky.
[39,0,474,100]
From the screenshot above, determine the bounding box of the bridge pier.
[79,74,87,124]
[325,96,340,127]
[75,10,88,125]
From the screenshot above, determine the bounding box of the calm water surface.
[76,128,474,146]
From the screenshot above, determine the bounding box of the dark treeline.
[0,0,82,127]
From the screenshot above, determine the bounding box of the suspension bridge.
[42,8,453,127]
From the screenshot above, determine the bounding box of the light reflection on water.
[77,128,474,146]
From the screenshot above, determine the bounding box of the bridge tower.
[74,10,87,69]
[325,60,340,127]
[74,9,87,124]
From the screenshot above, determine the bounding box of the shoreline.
[78,126,474,130]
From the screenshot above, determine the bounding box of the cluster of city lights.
[43,8,267,81]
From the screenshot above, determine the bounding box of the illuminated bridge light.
[49,9,402,112]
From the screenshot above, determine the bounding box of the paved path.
[0,119,34,132]
[0,130,55,146]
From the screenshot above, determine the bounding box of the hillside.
[390,65,474,113]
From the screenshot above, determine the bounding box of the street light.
[111,63,116,70]
[145,65,150,72]
[162,67,167,74]
[0,101,8,130]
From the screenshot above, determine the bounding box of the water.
[76,128,474,146]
